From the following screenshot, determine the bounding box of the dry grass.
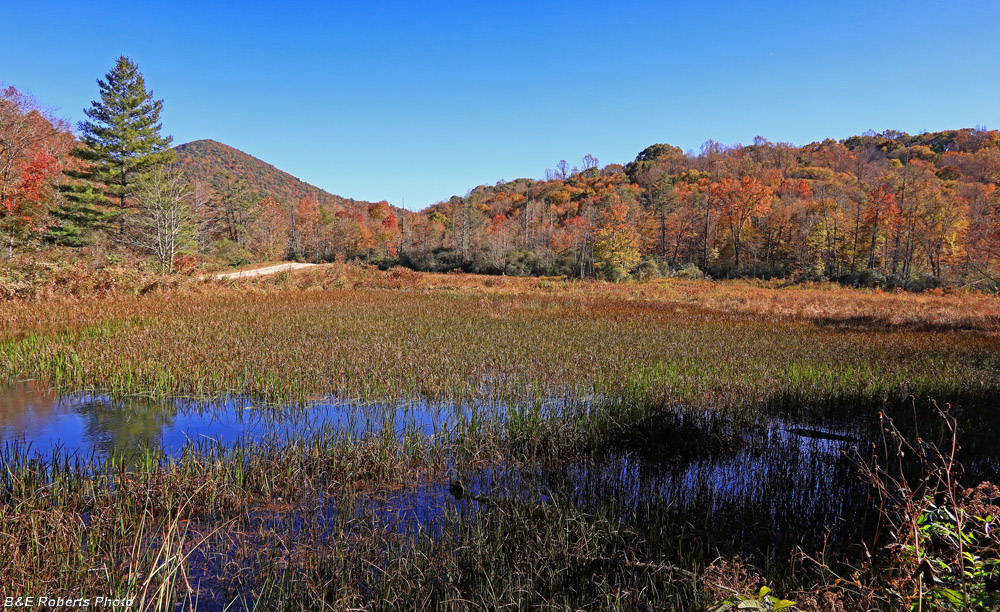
[243,265,1000,333]
[2,263,999,610]
[6,255,998,333]
[2,265,997,415]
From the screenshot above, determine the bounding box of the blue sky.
[4,1,999,209]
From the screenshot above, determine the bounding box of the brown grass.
[243,265,1000,334]
[6,253,998,334]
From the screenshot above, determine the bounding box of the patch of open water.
[5,379,997,583]
[0,381,458,457]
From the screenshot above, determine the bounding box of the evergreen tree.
[57,56,174,242]
[48,182,111,246]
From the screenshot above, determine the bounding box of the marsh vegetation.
[2,269,999,610]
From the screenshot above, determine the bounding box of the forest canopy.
[3,73,999,290]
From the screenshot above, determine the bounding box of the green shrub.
[213,239,253,267]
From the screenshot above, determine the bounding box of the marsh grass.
[0,422,462,608]
[2,282,996,407]
[2,271,1000,609]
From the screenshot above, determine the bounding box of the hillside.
[173,139,370,210]
[398,128,1000,285]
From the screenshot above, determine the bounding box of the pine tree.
[62,56,174,235]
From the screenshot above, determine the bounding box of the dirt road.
[213,262,318,280]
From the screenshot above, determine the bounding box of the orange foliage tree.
[709,176,774,270]
[0,86,73,255]
[367,200,400,258]
[864,182,900,270]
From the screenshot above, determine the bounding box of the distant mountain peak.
[172,139,369,209]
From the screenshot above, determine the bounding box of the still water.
[6,379,997,566]
[0,381,451,458]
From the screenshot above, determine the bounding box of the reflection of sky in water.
[0,395,90,450]
[0,381,884,566]
[5,378,1000,609]
[0,383,458,458]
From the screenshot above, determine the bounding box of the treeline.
[3,59,999,289]
[167,128,1000,290]
[398,131,1000,289]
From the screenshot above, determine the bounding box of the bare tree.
[125,166,196,273]
[200,173,256,246]
[556,159,569,180]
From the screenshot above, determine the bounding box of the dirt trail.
[213,262,318,280]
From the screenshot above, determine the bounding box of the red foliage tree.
[709,176,774,270]
[0,86,73,254]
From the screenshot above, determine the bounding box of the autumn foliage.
[592,199,641,281]
[396,130,1000,288]
[4,79,1000,290]
[0,86,73,254]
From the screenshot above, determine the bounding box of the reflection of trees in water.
[0,381,59,432]
[71,395,178,458]
[1,383,177,457]
[530,409,872,559]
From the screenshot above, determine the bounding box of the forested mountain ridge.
[164,138,402,264]
[172,139,370,212]
[398,128,1000,288]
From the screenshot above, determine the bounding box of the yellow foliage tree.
[592,199,640,281]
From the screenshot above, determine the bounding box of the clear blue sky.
[4,1,999,210]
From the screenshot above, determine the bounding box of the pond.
[0,380,877,550]
[5,380,1000,609]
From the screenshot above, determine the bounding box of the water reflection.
[0,382,457,459]
[461,412,872,558]
[0,382,158,456]
[4,380,997,566]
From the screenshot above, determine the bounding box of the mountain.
[172,139,370,210]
